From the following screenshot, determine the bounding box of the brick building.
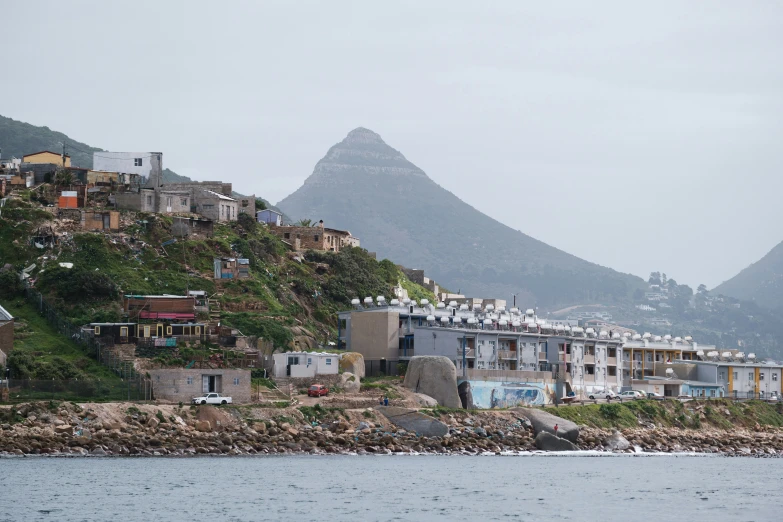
[268,220,359,252]
[148,368,251,403]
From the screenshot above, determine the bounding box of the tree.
[255,198,267,211]
[54,168,74,187]
[661,273,668,287]
[295,219,313,227]
[697,284,708,294]
[648,272,661,285]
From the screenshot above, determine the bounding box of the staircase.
[208,294,222,327]
[259,378,293,403]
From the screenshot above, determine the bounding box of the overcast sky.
[3,1,782,289]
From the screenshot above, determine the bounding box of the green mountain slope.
[713,241,783,308]
[277,128,646,307]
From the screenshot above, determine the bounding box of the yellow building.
[22,150,71,167]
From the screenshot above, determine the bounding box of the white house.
[93,152,162,186]
[271,352,340,378]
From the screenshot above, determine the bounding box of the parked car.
[646,391,665,400]
[588,390,618,400]
[618,390,643,400]
[308,384,329,397]
[191,392,232,405]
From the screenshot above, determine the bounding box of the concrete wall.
[23,151,70,167]
[81,210,120,232]
[349,310,399,361]
[237,195,256,217]
[194,191,237,222]
[467,379,554,408]
[148,368,251,403]
[158,191,190,213]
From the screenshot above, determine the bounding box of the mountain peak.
[344,127,384,145]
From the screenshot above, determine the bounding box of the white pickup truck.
[192,393,232,405]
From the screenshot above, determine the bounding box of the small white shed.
[272,352,340,378]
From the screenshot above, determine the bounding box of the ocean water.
[0,454,779,522]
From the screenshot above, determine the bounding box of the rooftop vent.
[390,298,400,306]
[363,297,373,306]
[436,302,446,309]
[420,299,429,306]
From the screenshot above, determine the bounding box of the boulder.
[512,408,579,443]
[458,381,474,409]
[402,356,461,409]
[413,393,438,407]
[535,432,578,452]
[54,424,73,435]
[339,352,365,379]
[604,430,630,451]
[339,372,361,393]
[147,417,160,428]
[195,420,212,432]
[379,407,448,438]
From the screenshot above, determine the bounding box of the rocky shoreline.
[1,401,781,458]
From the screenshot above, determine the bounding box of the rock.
[604,431,630,451]
[534,432,579,452]
[458,381,474,409]
[147,417,160,428]
[339,372,361,393]
[378,407,448,438]
[195,420,212,432]
[54,425,73,435]
[413,393,438,407]
[402,356,461,408]
[339,352,365,379]
[357,421,371,431]
[513,408,579,443]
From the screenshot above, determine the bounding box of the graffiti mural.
[467,380,554,408]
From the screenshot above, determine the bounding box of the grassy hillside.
[278,128,646,308]
[544,399,783,430]
[0,197,434,378]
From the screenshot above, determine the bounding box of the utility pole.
[62,143,66,166]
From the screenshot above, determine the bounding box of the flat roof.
[124,295,194,299]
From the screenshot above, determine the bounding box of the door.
[202,375,210,394]
[157,324,163,337]
[166,196,172,213]
[103,214,110,230]
[120,326,128,341]
[143,325,151,338]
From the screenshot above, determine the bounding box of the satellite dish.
[426,315,435,322]
[436,302,446,309]
[390,299,400,306]
[363,297,373,305]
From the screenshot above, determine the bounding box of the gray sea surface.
[0,454,779,522]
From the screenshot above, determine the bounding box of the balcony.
[607,357,617,366]
[583,354,595,364]
[498,350,517,360]
[456,348,476,358]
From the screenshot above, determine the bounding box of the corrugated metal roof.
[0,303,13,321]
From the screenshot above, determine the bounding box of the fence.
[19,288,152,401]
[2,378,152,402]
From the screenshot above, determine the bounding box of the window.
[120,326,128,338]
[314,235,319,241]
[233,378,240,386]
[760,372,765,381]
[134,158,143,166]
[733,371,738,380]
[146,195,153,205]
[749,372,754,381]
[284,233,290,239]
[326,358,332,365]
[166,326,172,335]
[94,325,101,335]
[710,389,716,397]
[187,377,193,385]
[774,373,778,382]
[181,198,188,206]
[719,371,725,380]
[195,326,201,335]
[307,358,312,365]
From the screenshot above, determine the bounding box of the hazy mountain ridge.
[713,240,783,309]
[277,128,646,307]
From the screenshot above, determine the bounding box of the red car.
[308,384,329,397]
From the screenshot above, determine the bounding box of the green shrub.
[599,403,622,419]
